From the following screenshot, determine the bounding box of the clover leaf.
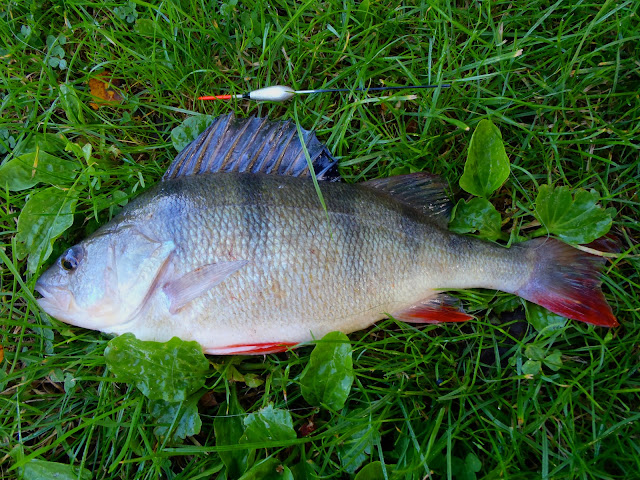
[171,115,215,152]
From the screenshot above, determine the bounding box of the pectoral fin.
[392,294,474,324]
[163,260,248,314]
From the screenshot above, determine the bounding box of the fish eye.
[61,258,77,271]
[60,247,83,272]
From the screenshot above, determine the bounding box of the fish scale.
[35,115,618,355]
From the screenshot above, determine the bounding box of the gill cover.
[103,227,176,325]
[36,226,175,330]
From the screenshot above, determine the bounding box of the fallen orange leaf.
[88,72,124,109]
[0,344,3,363]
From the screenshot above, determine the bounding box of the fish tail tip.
[517,237,619,328]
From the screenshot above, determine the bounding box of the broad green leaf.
[544,351,563,371]
[19,458,92,480]
[522,360,541,375]
[526,302,568,333]
[459,119,510,197]
[524,345,545,362]
[149,395,202,441]
[65,141,98,167]
[337,410,381,474]
[171,114,214,152]
[389,165,411,176]
[451,453,482,480]
[240,404,296,444]
[492,295,521,315]
[15,187,78,273]
[243,373,264,388]
[135,18,157,36]
[0,151,79,191]
[465,453,482,473]
[449,198,502,241]
[533,185,613,244]
[354,461,396,480]
[300,331,354,410]
[213,361,264,388]
[290,460,318,479]
[104,334,209,402]
[238,457,293,480]
[59,83,84,124]
[13,133,68,157]
[227,365,245,382]
[214,392,250,477]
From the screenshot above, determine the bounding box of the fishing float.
[198,83,451,102]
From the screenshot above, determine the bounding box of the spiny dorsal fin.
[361,173,452,226]
[163,114,340,181]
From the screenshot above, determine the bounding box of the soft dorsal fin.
[163,114,340,181]
[361,173,453,226]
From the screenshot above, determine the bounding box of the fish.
[35,114,618,355]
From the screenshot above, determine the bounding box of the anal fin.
[392,294,473,324]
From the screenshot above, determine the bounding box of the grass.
[1,0,639,478]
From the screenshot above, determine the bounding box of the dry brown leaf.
[88,71,124,109]
[198,391,218,408]
[298,418,316,437]
[0,344,4,363]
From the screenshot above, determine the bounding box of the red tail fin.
[515,238,618,327]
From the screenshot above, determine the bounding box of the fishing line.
[198,83,451,102]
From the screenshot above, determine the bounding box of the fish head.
[35,225,175,331]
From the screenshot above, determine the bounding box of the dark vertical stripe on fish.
[397,203,425,250]
[237,174,262,248]
[335,193,366,291]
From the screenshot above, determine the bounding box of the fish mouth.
[34,279,58,306]
[34,279,49,299]
[34,280,74,320]
[34,280,114,331]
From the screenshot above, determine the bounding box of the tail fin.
[515,237,618,327]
